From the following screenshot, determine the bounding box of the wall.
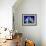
[41,0,46,46]
[13,0,41,46]
[0,0,16,30]
[0,0,16,38]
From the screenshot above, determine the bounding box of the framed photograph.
[22,14,37,26]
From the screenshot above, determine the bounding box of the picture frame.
[22,14,37,26]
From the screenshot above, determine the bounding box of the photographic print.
[22,14,37,26]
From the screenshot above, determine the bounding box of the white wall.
[13,0,41,46]
[0,0,17,38]
[0,0,16,29]
[41,0,46,46]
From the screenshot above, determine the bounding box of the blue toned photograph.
[24,16,35,24]
[22,14,37,26]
